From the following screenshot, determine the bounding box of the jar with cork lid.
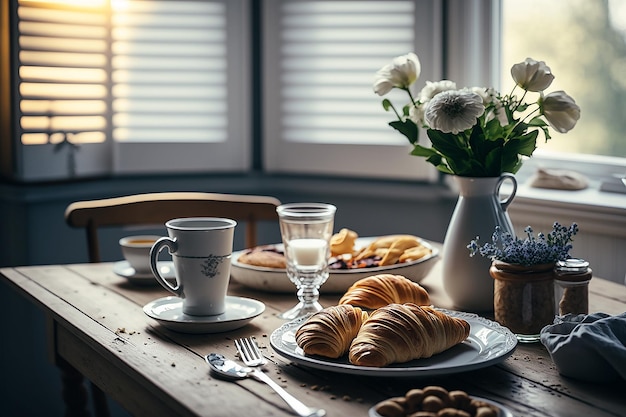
[554,258,592,315]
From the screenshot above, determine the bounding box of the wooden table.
[1,260,625,417]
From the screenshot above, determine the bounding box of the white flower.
[541,91,581,133]
[419,80,457,102]
[409,103,426,127]
[373,52,421,96]
[511,58,555,92]
[374,52,580,176]
[424,91,485,134]
[466,87,508,126]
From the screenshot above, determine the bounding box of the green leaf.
[427,129,477,175]
[527,116,548,127]
[427,129,468,159]
[483,146,503,176]
[382,99,392,111]
[389,120,418,144]
[410,144,439,157]
[505,130,538,157]
[483,117,506,141]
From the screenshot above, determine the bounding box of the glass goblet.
[276,202,336,320]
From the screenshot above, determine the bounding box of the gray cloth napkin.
[540,312,626,383]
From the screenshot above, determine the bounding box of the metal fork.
[233,338,326,417]
[235,337,267,366]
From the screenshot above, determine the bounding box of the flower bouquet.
[373,53,581,177]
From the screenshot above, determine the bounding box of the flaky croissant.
[338,274,430,309]
[295,304,369,359]
[349,304,470,367]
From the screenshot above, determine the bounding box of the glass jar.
[490,260,555,343]
[554,258,592,316]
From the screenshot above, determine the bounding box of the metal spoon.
[205,353,326,417]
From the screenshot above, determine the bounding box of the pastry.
[295,304,369,358]
[379,236,423,265]
[338,274,430,309]
[349,304,470,367]
[330,228,358,257]
[237,248,286,269]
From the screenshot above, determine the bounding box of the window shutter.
[263,0,441,180]
[15,0,111,181]
[9,0,250,181]
[111,1,228,144]
[110,0,250,175]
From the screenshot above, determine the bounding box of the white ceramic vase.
[442,174,517,312]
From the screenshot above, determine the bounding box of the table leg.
[58,356,91,417]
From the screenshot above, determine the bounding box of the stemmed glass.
[276,203,336,320]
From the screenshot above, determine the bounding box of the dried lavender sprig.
[467,222,578,266]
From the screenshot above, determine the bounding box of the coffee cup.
[150,217,236,316]
[119,235,161,274]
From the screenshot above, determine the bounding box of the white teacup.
[119,235,161,274]
[150,217,236,316]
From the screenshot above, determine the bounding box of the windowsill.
[496,157,626,238]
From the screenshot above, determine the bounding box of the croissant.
[349,304,470,367]
[295,304,369,359]
[339,274,430,309]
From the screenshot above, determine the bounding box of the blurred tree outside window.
[502,0,626,159]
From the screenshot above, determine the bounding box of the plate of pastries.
[270,274,517,377]
[230,228,439,293]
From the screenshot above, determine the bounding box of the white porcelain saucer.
[143,296,266,334]
[113,260,175,285]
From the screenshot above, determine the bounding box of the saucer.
[143,296,266,334]
[113,260,175,285]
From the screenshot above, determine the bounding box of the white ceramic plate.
[113,260,176,285]
[143,296,265,334]
[270,309,517,377]
[369,396,514,417]
[230,237,439,293]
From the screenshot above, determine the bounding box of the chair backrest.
[65,192,282,263]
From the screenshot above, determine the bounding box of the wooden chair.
[62,191,281,417]
[65,191,282,263]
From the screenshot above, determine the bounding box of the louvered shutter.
[111,0,250,174]
[15,0,111,181]
[263,0,441,180]
[10,0,249,181]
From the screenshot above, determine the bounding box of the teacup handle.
[150,237,182,296]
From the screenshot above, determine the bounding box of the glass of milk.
[276,202,337,320]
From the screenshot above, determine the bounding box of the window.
[262,0,442,181]
[3,0,623,184]
[501,0,626,176]
[2,0,250,182]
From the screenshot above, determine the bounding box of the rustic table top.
[2,259,625,417]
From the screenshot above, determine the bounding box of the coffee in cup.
[119,235,161,274]
[150,217,236,316]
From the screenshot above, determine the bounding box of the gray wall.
[0,174,456,416]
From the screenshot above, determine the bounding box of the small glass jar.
[554,258,592,316]
[490,260,555,343]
